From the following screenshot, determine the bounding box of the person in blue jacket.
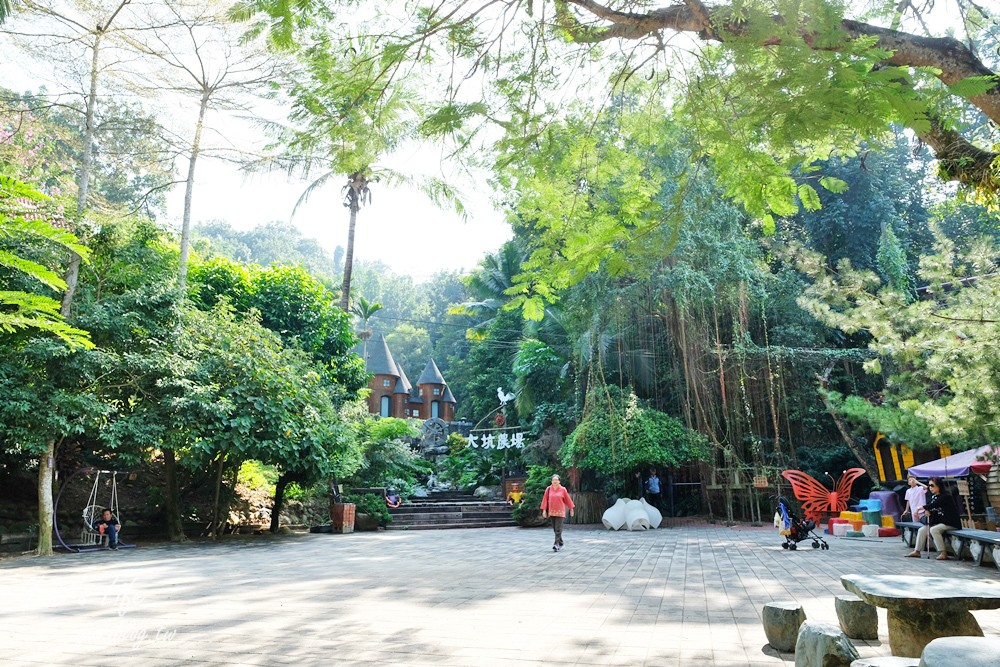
[94,508,121,550]
[644,469,662,510]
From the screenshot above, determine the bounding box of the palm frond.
[291,170,337,220]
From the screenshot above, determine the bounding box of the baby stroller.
[774,496,829,551]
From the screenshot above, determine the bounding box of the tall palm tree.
[277,33,467,312]
[340,172,371,310]
[350,295,382,363]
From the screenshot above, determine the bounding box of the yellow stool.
[839,511,863,522]
[881,515,895,528]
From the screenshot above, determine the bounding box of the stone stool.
[763,602,806,652]
[794,621,860,667]
[850,659,919,667]
[919,636,1000,667]
[835,593,878,640]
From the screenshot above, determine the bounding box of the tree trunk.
[270,474,290,533]
[59,29,103,314]
[163,448,186,541]
[36,440,55,555]
[339,196,359,311]
[209,454,226,540]
[817,368,881,484]
[177,90,210,293]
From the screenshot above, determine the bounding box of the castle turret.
[417,359,456,422]
[366,334,401,417]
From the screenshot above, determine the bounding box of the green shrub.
[238,460,278,494]
[343,492,392,527]
[439,447,503,490]
[561,386,709,476]
[446,432,468,455]
[285,481,325,502]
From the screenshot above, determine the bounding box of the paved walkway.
[1,524,999,666]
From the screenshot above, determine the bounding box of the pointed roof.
[393,366,413,394]
[442,385,456,403]
[417,358,446,385]
[367,334,400,377]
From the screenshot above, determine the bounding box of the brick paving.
[1,524,998,666]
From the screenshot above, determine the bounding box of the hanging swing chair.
[54,467,136,553]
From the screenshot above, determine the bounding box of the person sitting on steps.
[94,508,121,550]
[385,491,402,509]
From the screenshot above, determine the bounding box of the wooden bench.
[945,528,1000,568]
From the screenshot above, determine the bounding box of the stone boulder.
[474,485,501,499]
[849,657,919,666]
[794,621,859,667]
[762,602,806,652]
[835,594,878,640]
[919,636,1000,667]
[355,513,380,531]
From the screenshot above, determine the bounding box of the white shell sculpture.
[640,497,663,529]
[602,498,627,530]
[625,499,651,530]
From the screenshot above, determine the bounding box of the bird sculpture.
[497,387,515,405]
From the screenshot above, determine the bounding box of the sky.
[161,128,512,283]
[1,2,513,284]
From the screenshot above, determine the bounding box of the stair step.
[385,490,513,530]
[386,520,517,531]
[391,513,513,524]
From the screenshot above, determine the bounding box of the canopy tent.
[907,444,998,478]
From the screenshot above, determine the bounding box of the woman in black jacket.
[905,477,961,560]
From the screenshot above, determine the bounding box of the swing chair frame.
[54,466,137,553]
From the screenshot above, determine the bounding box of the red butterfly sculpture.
[781,468,866,522]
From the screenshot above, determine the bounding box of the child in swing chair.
[94,508,121,550]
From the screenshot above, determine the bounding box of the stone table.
[841,574,1000,658]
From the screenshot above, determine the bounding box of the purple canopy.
[907,444,998,478]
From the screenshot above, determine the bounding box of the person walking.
[905,477,961,560]
[645,468,662,510]
[541,474,575,552]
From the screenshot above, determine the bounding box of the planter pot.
[330,502,355,534]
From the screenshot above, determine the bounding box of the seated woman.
[905,477,961,560]
[385,491,402,509]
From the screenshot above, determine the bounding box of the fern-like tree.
[4,0,136,310]
[122,0,278,291]
[0,174,93,556]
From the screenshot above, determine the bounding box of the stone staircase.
[387,490,515,530]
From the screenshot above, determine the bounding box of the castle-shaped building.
[361,333,456,421]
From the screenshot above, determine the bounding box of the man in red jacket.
[541,474,575,552]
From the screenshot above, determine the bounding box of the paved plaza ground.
[2,523,999,666]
